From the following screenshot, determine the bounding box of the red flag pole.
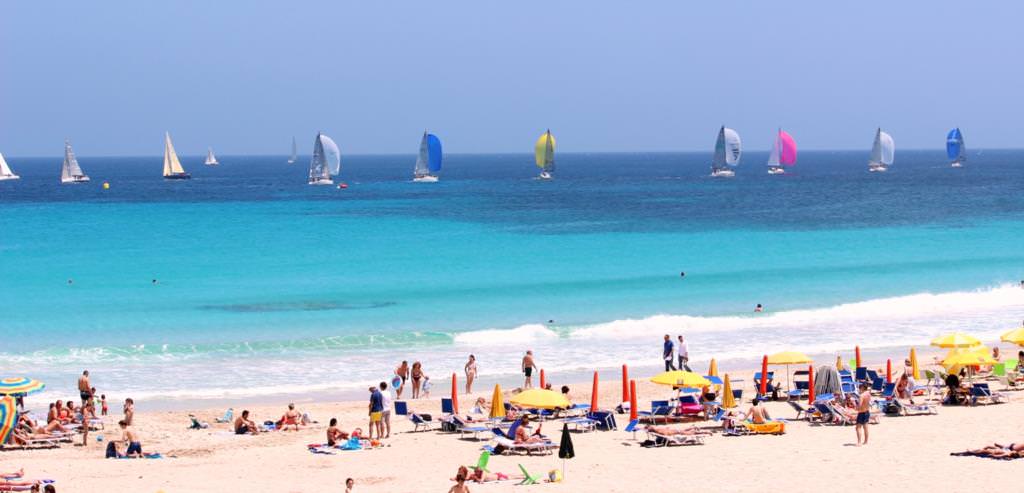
[590,371,599,411]
[759,355,769,396]
[621,365,629,403]
[807,364,815,404]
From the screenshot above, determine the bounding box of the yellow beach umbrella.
[767,351,813,391]
[649,371,711,388]
[720,374,736,409]
[1000,327,1024,346]
[489,384,506,419]
[930,332,981,349]
[909,348,920,380]
[943,347,996,370]
[835,355,844,371]
[509,389,570,410]
[707,358,718,377]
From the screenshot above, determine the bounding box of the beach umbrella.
[451,373,459,415]
[0,396,15,446]
[649,371,710,388]
[909,348,920,380]
[759,355,769,396]
[0,377,45,396]
[1000,327,1024,346]
[589,371,599,411]
[558,423,575,478]
[509,389,569,410]
[767,351,813,391]
[628,380,638,422]
[813,365,840,398]
[931,332,981,348]
[707,358,718,377]
[807,365,815,404]
[489,384,505,419]
[835,355,844,371]
[621,365,629,404]
[721,374,736,409]
[943,348,996,379]
[855,346,862,368]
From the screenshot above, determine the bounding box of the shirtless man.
[117,420,143,458]
[743,397,771,424]
[123,398,135,426]
[78,371,92,407]
[855,382,872,446]
[234,409,260,435]
[395,361,410,399]
[522,351,537,389]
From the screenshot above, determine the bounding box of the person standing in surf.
[464,355,477,394]
[662,335,676,371]
[395,361,410,399]
[522,351,537,389]
[677,335,692,372]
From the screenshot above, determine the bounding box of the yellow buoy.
[102,182,110,189]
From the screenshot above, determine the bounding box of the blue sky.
[1,1,1022,156]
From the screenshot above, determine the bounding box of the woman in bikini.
[411,362,424,399]
[464,355,478,394]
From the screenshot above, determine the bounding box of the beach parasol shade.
[767,351,813,365]
[649,371,710,388]
[910,348,920,380]
[509,389,570,410]
[707,358,718,377]
[943,347,996,368]
[558,423,575,459]
[451,373,459,415]
[1001,327,1024,346]
[721,374,736,408]
[489,384,506,419]
[813,366,840,398]
[835,355,844,371]
[931,332,981,348]
[0,377,45,396]
[0,396,15,445]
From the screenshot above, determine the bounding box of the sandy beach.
[5,351,1023,493]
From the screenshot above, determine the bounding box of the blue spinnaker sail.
[427,134,442,173]
[946,128,963,160]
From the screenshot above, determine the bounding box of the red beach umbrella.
[628,379,638,422]
[759,355,769,396]
[807,364,815,404]
[451,373,459,414]
[855,346,862,368]
[621,365,629,403]
[590,371,599,411]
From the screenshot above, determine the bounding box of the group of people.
[661,334,692,372]
[394,361,431,399]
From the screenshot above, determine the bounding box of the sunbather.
[0,469,24,479]
[234,410,260,435]
[326,418,349,446]
[514,417,546,445]
[645,425,711,436]
[955,442,1024,459]
[277,403,301,431]
[741,398,771,424]
[451,466,521,484]
[470,398,489,415]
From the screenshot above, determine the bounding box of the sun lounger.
[562,416,597,432]
[645,430,706,446]
[408,413,435,432]
[970,383,1008,405]
[214,408,233,424]
[787,401,811,420]
[491,436,556,455]
[743,421,785,435]
[450,416,489,440]
[586,410,616,430]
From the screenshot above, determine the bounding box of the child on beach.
[345,478,354,492]
[108,420,142,458]
[100,395,108,416]
[449,467,471,493]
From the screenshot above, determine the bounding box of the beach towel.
[950,451,1023,460]
[338,437,362,451]
[307,444,336,455]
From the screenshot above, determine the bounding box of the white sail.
[0,151,19,180]
[766,131,781,167]
[414,132,430,177]
[205,147,218,166]
[308,132,339,184]
[288,137,297,164]
[711,126,742,171]
[61,140,89,183]
[320,135,341,176]
[869,128,895,167]
[163,132,188,177]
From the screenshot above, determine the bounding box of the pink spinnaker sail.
[779,130,797,166]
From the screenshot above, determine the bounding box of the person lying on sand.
[961,442,1024,458]
[0,477,47,490]
[234,410,260,435]
[0,468,24,479]
[645,425,712,436]
[451,466,522,484]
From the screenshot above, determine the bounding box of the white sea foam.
[452,323,559,346]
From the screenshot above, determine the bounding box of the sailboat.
[287,137,297,164]
[0,152,19,181]
[766,129,797,175]
[868,128,894,172]
[308,132,341,185]
[412,131,442,182]
[535,129,555,180]
[60,140,90,183]
[710,126,741,177]
[204,147,219,166]
[162,132,191,180]
[947,128,966,168]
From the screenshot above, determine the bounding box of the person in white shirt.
[677,335,692,372]
[379,381,393,438]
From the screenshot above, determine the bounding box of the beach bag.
[441,420,456,432]
[105,441,119,458]
[884,401,901,415]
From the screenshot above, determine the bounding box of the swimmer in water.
[754,304,763,313]
[67,279,73,285]
[152,279,158,285]
[680,271,686,278]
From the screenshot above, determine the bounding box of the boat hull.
[164,173,192,180]
[711,168,735,178]
[204,162,218,166]
[308,178,334,186]
[0,175,20,181]
[951,161,963,168]
[413,175,439,183]
[767,167,785,175]
[538,172,553,180]
[61,176,91,184]
[868,165,888,173]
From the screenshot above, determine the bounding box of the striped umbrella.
[0,377,45,396]
[0,396,15,445]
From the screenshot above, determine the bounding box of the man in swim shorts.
[368,386,384,440]
[522,350,537,389]
[855,382,871,446]
[78,370,92,407]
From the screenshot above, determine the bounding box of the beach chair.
[441,398,454,415]
[587,410,617,430]
[992,363,1006,378]
[637,400,672,423]
[855,367,868,382]
[408,413,435,432]
[732,388,743,402]
[787,401,810,420]
[449,415,489,440]
[881,383,896,399]
[997,374,1021,391]
[518,464,542,485]
[623,418,641,439]
[214,408,233,424]
[562,416,597,433]
[646,429,706,447]
[970,383,1008,405]
[393,401,409,416]
[753,372,776,398]
[491,436,556,456]
[788,380,810,400]
[891,399,938,416]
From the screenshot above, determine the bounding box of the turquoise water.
[1,150,1022,404]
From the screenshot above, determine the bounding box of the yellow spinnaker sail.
[534,130,555,168]
[163,132,186,176]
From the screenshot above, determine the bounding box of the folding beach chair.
[409,413,434,432]
[623,418,641,440]
[441,398,454,415]
[518,464,541,485]
[214,408,233,423]
[393,401,409,416]
[787,401,810,420]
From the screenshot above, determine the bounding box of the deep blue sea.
[1,149,1023,406]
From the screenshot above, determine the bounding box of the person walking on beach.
[677,335,692,372]
[379,381,393,438]
[395,361,409,399]
[411,362,426,399]
[662,335,676,371]
[368,386,384,440]
[464,355,477,394]
[855,382,871,446]
[522,351,537,389]
[78,371,92,407]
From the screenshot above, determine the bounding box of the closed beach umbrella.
[590,371,599,411]
[629,380,638,422]
[0,396,15,445]
[931,332,981,349]
[721,374,736,409]
[759,355,769,396]
[509,389,570,410]
[621,365,629,403]
[490,384,506,419]
[886,359,892,383]
[539,369,546,389]
[558,423,575,478]
[807,365,815,404]
[649,371,710,388]
[1000,327,1024,346]
[767,351,813,391]
[707,358,718,377]
[855,346,862,368]
[814,366,840,398]
[835,355,844,371]
[451,373,459,415]
[909,348,920,380]
[0,377,45,396]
